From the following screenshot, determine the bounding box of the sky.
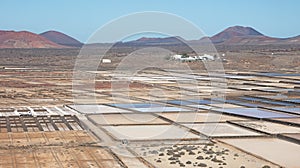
[1,0,300,42]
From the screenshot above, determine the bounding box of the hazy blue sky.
[1,0,299,42]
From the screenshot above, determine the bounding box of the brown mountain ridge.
[0,30,82,48]
[125,26,300,46]
[0,30,66,48]
[1,26,300,48]
[40,31,83,47]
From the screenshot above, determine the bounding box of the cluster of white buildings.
[171,54,216,62]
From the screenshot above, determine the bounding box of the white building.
[171,54,215,62]
[171,54,183,60]
[102,59,112,63]
[196,54,215,61]
[179,57,196,62]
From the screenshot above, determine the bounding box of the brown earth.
[0,31,67,48]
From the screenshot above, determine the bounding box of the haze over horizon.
[1,0,300,42]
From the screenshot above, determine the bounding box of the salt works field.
[0,67,299,168]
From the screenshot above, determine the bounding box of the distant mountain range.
[0,30,81,48]
[40,31,82,47]
[124,26,300,46]
[209,26,264,44]
[0,26,299,48]
[0,30,65,48]
[207,26,300,45]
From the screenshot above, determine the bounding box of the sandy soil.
[219,137,300,168]
[102,125,202,141]
[132,142,279,168]
[88,113,169,125]
[231,120,300,134]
